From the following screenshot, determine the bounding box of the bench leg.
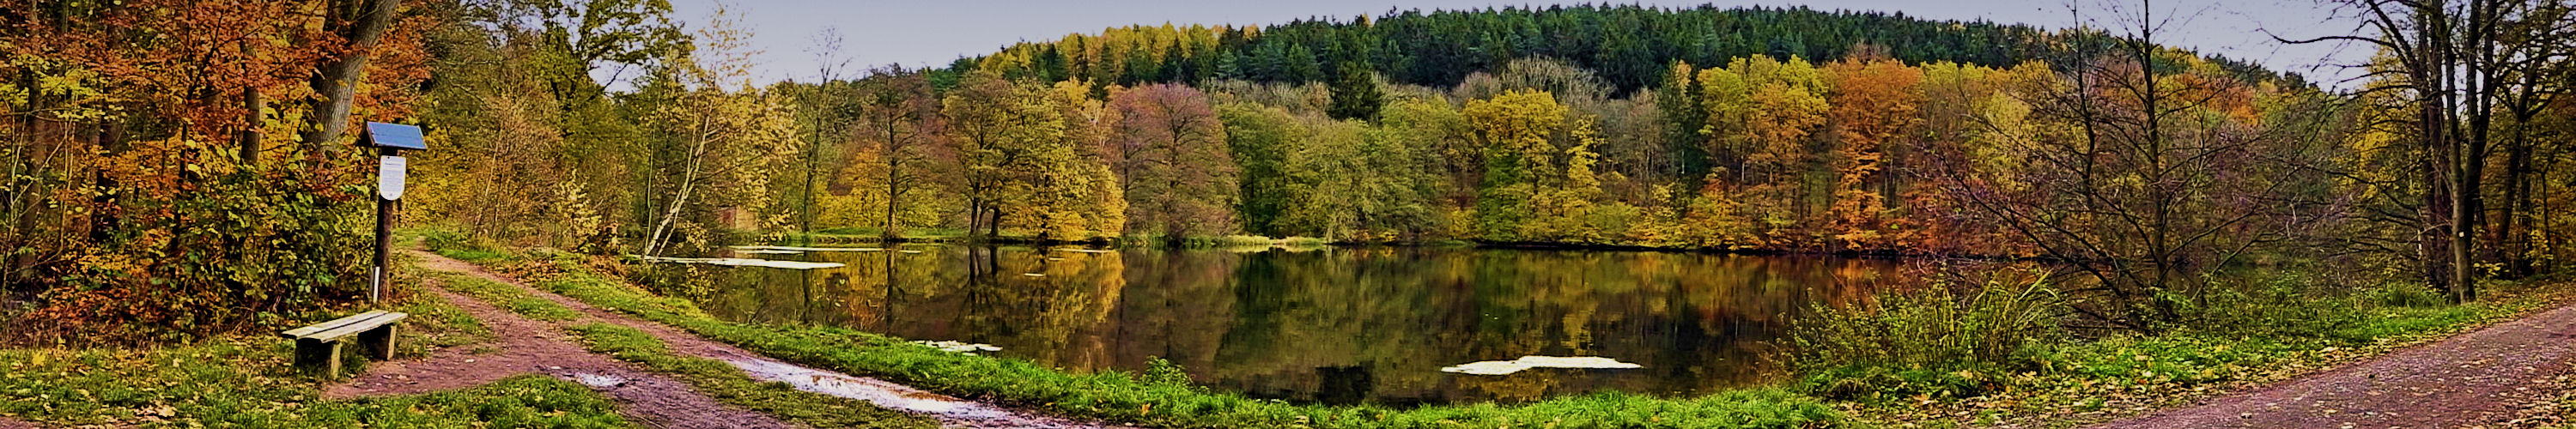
[295,338,343,378]
[358,324,398,361]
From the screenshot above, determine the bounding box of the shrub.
[2179,271,2368,340]
[1793,266,2057,398]
[9,159,374,346]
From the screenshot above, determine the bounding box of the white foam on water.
[1439,356,1643,376]
[633,256,846,269]
[913,340,1003,354]
[732,245,888,252]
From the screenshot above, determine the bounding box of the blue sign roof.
[360,122,427,150]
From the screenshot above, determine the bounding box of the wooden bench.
[277,310,407,378]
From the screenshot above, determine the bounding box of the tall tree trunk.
[2501,123,2533,276]
[240,39,265,166]
[300,0,400,148]
[644,125,711,257]
[801,129,818,240]
[884,154,902,239]
[2418,3,2458,298]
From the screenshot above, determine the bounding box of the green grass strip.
[513,256,1841,429]
[430,271,584,322]
[565,323,940,428]
[392,268,494,353]
[0,334,627,427]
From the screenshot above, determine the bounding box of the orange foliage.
[1823,58,1923,251]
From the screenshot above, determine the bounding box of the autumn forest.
[2,0,2574,427]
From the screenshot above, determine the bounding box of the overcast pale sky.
[665,0,2376,88]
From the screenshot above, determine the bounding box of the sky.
[663,0,2379,88]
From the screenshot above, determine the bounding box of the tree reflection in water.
[697,245,1911,405]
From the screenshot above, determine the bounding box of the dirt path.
[329,275,795,429]
[2093,300,2576,428]
[405,250,1130,429]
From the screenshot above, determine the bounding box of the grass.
[2563,388,2576,426]
[565,323,939,428]
[1812,273,2576,427]
[462,250,1844,428]
[392,287,492,355]
[428,271,584,322]
[388,254,495,354]
[416,227,520,263]
[0,288,632,427]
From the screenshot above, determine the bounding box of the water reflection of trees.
[693,246,1906,405]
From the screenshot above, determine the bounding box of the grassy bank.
[428,271,584,322]
[1796,272,2575,426]
[0,281,633,427]
[453,248,1843,428]
[440,243,2574,428]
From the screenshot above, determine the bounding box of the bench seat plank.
[305,312,406,342]
[280,311,388,339]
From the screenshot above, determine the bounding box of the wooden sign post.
[357,123,426,304]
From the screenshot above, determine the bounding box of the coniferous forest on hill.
[3,0,2576,426]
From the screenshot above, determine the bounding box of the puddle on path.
[720,357,1019,421]
[568,372,629,388]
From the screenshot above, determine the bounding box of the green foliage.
[1142,357,1194,385]
[1220,102,1305,237]
[944,74,1128,240]
[1325,63,1384,120]
[15,158,374,346]
[1465,89,1570,241]
[1793,267,2058,398]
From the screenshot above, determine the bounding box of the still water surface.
[692,245,1911,406]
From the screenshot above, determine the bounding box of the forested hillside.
[955,4,2298,94]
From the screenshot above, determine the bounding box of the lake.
[685,245,1915,406]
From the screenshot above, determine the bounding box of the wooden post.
[297,338,344,378]
[357,324,397,360]
[357,122,422,304]
[374,147,397,303]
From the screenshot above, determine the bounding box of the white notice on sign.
[378,155,407,201]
